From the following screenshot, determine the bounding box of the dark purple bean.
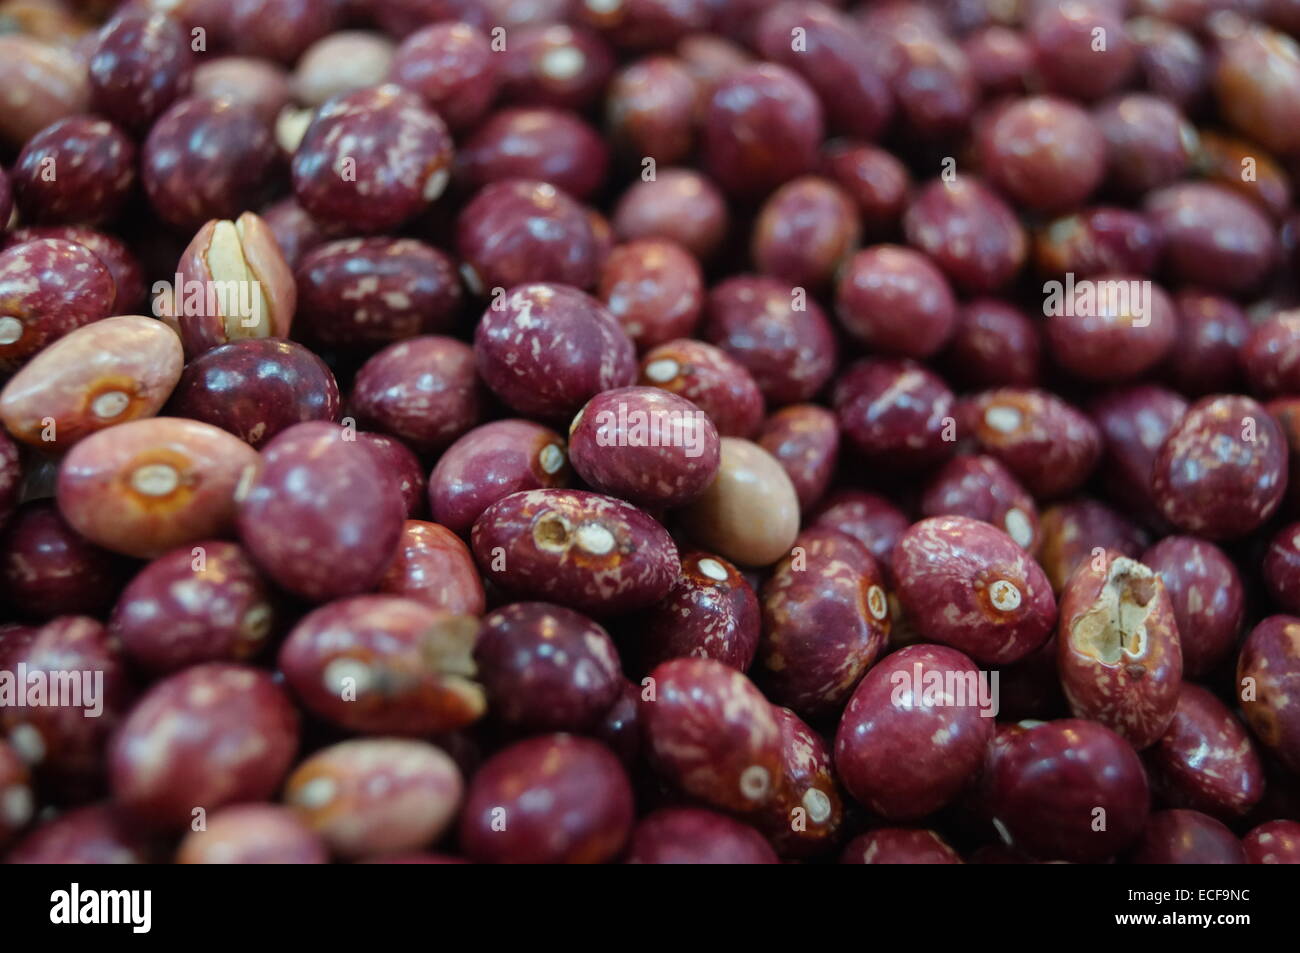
[110,540,273,673]
[474,283,635,422]
[349,336,482,455]
[236,421,405,601]
[474,602,622,732]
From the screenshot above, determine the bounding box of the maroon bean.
[569,386,719,508]
[1243,820,1300,864]
[220,0,343,63]
[833,359,956,472]
[111,540,272,674]
[474,602,622,732]
[11,117,135,227]
[611,168,729,260]
[471,488,679,615]
[750,176,859,292]
[1265,521,1300,615]
[1144,182,1278,294]
[755,404,839,511]
[635,550,759,672]
[754,2,890,139]
[1094,93,1195,195]
[0,502,124,621]
[893,515,1056,666]
[56,418,259,559]
[193,56,293,126]
[457,181,602,293]
[295,238,462,349]
[292,85,453,234]
[702,64,823,197]
[1269,395,1300,514]
[1130,809,1245,864]
[1036,498,1146,595]
[1243,311,1300,399]
[0,616,131,795]
[758,527,890,718]
[638,338,765,437]
[624,808,777,864]
[983,718,1149,862]
[258,198,328,271]
[1165,290,1249,397]
[1034,207,1163,279]
[1151,394,1287,540]
[88,10,194,134]
[5,804,160,865]
[285,738,462,860]
[279,595,484,735]
[1213,20,1300,157]
[177,804,328,864]
[836,245,957,359]
[4,225,146,318]
[977,96,1106,213]
[1238,615,1300,774]
[1029,0,1134,101]
[903,178,1027,295]
[809,490,910,579]
[835,644,995,820]
[349,336,482,455]
[459,733,633,863]
[458,107,609,201]
[1044,275,1177,383]
[0,37,89,150]
[109,663,297,830]
[236,421,405,601]
[963,25,1032,96]
[943,300,1041,391]
[429,419,571,536]
[606,56,697,165]
[596,677,642,765]
[389,22,498,131]
[0,238,116,374]
[1057,552,1182,750]
[758,707,842,857]
[142,99,278,232]
[576,0,710,49]
[0,739,33,850]
[596,238,703,351]
[168,339,339,449]
[840,829,963,864]
[377,520,485,615]
[1146,683,1264,820]
[474,283,635,421]
[0,432,17,530]
[641,658,782,813]
[704,275,837,405]
[372,0,492,37]
[1129,15,1206,109]
[821,141,910,240]
[871,22,976,140]
[1143,536,1243,677]
[1196,130,1293,222]
[921,454,1039,551]
[966,388,1102,499]
[499,24,615,111]
[1089,384,1187,517]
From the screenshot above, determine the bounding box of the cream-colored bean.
[682,437,799,567]
[0,316,183,451]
